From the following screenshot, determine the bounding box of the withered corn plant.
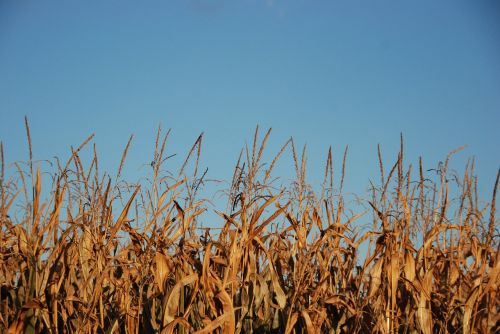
[0,122,498,333]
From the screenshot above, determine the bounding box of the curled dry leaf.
[369,256,384,298]
[155,252,173,294]
[163,273,198,327]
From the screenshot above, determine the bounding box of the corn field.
[1,123,499,333]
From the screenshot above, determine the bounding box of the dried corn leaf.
[163,273,198,327]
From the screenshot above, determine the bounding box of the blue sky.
[1,0,499,216]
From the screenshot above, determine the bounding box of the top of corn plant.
[0,120,498,334]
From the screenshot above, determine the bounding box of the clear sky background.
[1,0,499,222]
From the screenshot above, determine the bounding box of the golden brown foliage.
[0,125,498,333]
